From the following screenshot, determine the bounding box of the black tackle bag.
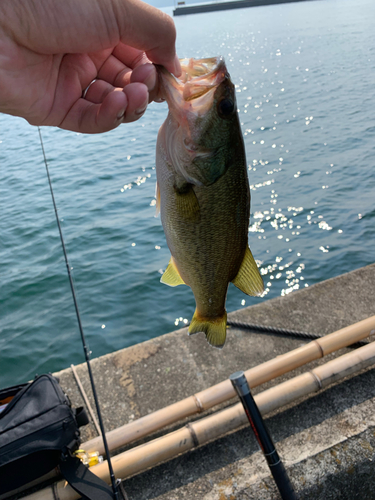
[0,373,114,499]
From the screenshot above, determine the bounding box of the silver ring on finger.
[82,79,97,99]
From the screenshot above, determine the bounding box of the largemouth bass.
[155,57,263,349]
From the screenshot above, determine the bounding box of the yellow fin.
[174,185,200,222]
[160,258,185,287]
[188,310,227,349]
[155,182,160,217]
[232,246,264,296]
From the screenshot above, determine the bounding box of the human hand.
[0,0,181,133]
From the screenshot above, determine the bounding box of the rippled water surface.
[1,0,374,386]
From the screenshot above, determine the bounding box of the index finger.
[117,0,181,76]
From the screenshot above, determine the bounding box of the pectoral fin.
[232,246,264,296]
[174,184,200,223]
[160,257,186,287]
[189,310,227,349]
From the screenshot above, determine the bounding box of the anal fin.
[161,257,186,287]
[232,246,264,296]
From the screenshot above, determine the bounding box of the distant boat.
[173,0,312,16]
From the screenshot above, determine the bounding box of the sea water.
[1,0,374,386]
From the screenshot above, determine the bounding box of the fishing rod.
[230,371,298,500]
[38,127,123,500]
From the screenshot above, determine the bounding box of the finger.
[108,43,151,69]
[122,83,149,123]
[59,83,148,133]
[116,0,181,76]
[6,0,181,76]
[59,89,127,133]
[130,64,159,103]
[95,60,158,103]
[111,44,149,69]
[96,54,132,88]
[93,46,154,89]
[84,79,116,103]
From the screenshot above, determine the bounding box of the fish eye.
[218,98,235,117]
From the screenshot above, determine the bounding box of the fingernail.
[135,105,147,116]
[117,108,126,120]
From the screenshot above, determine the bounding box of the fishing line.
[38,127,120,499]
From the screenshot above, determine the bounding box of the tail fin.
[188,310,227,349]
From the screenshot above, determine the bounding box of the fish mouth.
[179,57,227,101]
[157,57,228,116]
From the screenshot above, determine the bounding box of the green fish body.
[156,57,263,348]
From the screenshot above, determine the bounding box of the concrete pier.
[48,263,375,499]
[21,263,375,499]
